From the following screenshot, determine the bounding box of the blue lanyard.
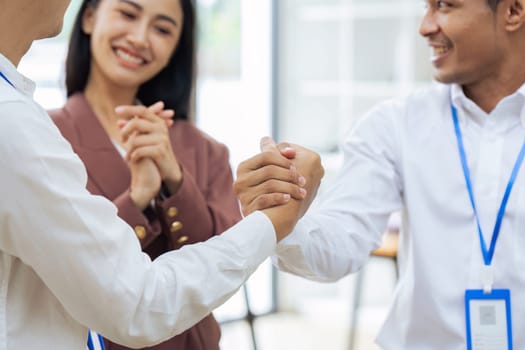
[0,71,14,88]
[87,330,106,350]
[451,102,525,266]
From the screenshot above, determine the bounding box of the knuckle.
[259,152,270,161]
[235,171,248,184]
[237,160,249,173]
[259,152,274,164]
[260,180,275,192]
[232,182,241,194]
[256,195,270,208]
[271,193,285,205]
[259,166,271,179]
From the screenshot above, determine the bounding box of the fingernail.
[299,188,307,197]
[298,176,306,186]
[115,106,125,113]
[283,194,291,201]
[290,165,296,172]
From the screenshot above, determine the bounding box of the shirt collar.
[450,83,465,108]
[0,54,36,98]
[449,84,485,126]
[450,83,525,129]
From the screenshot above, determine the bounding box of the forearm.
[6,189,275,347]
[99,212,275,346]
[272,211,382,282]
[1,114,277,347]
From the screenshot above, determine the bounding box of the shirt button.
[177,235,189,245]
[134,225,147,240]
[166,207,178,218]
[170,221,183,233]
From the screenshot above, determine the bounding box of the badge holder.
[465,288,512,350]
[452,101,519,350]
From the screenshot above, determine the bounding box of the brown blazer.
[49,93,242,350]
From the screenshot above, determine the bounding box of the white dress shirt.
[275,82,525,349]
[0,54,276,350]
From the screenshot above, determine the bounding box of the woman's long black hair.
[65,0,195,120]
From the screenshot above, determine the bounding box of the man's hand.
[234,137,324,241]
[234,137,306,216]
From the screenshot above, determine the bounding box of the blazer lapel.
[168,121,197,183]
[65,94,131,200]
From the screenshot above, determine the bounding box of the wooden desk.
[372,229,399,258]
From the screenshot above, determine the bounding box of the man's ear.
[81,6,96,35]
[505,0,525,32]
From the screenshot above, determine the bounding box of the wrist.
[262,201,301,242]
[130,189,151,210]
[162,168,183,195]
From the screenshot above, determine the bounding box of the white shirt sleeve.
[273,101,404,282]
[0,100,276,347]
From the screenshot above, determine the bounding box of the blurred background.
[20,0,434,349]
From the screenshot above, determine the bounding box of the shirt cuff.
[219,211,277,271]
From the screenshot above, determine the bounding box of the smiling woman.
[17,0,274,345]
[68,0,192,120]
[48,0,243,350]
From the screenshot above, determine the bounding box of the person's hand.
[115,103,170,209]
[128,157,162,210]
[116,102,183,195]
[116,101,174,127]
[234,138,306,216]
[236,137,324,241]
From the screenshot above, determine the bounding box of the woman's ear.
[81,6,96,35]
[505,0,525,31]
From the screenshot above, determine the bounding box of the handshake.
[233,137,325,241]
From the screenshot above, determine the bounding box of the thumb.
[277,142,296,159]
[260,136,278,153]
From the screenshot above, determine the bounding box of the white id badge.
[465,289,513,350]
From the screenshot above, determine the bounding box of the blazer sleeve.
[156,138,242,248]
[49,107,163,250]
[112,188,163,250]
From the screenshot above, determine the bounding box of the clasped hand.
[115,101,181,209]
[234,137,324,241]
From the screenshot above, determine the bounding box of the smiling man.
[234,0,525,348]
